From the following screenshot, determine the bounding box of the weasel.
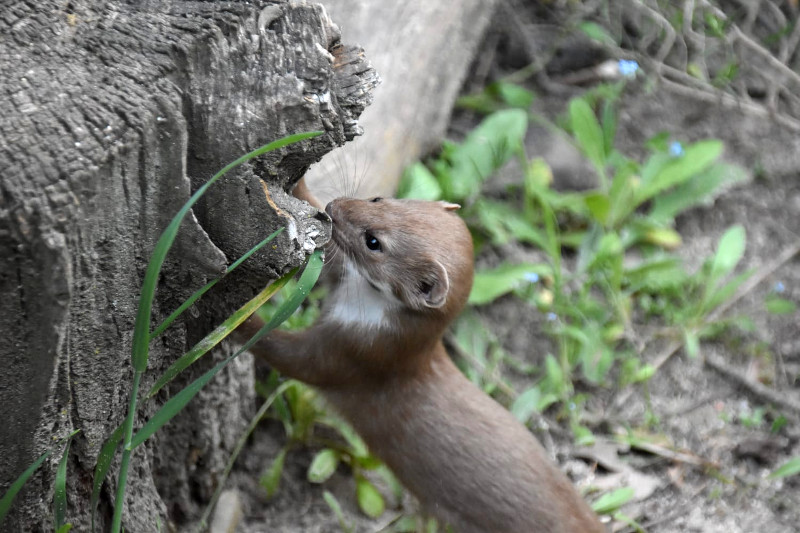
[238,192,604,533]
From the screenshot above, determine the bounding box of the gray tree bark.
[305,0,498,202]
[0,1,376,531]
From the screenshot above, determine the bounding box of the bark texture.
[0,1,376,531]
[305,0,499,201]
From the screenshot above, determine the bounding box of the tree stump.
[0,1,376,530]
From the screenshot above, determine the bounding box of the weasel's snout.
[324,201,334,221]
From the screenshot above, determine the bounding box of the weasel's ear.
[409,260,450,310]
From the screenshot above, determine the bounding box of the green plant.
[768,457,800,480]
[247,287,401,521]
[399,79,749,434]
[0,133,325,531]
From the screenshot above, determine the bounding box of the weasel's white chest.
[327,261,398,330]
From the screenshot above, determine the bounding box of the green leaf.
[397,163,443,201]
[307,449,340,483]
[131,250,324,449]
[54,436,74,530]
[317,416,370,459]
[584,192,610,225]
[130,131,321,373]
[768,457,800,479]
[447,109,528,199]
[147,266,294,398]
[322,491,352,533]
[456,82,534,114]
[493,81,535,109]
[355,476,385,518]
[259,447,287,498]
[511,387,542,423]
[573,425,596,446]
[0,451,51,525]
[649,162,747,223]
[579,21,617,46]
[711,225,746,280]
[765,297,797,315]
[469,263,544,305]
[569,99,606,172]
[150,228,284,339]
[624,256,684,292]
[636,140,723,203]
[643,227,682,249]
[91,424,124,532]
[0,429,80,527]
[684,329,700,358]
[601,100,618,157]
[543,354,565,396]
[703,268,754,314]
[591,487,635,514]
[56,525,73,533]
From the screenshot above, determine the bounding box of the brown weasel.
[238,195,604,533]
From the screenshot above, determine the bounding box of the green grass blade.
[256,249,324,332]
[54,433,77,530]
[131,249,324,449]
[569,98,606,186]
[150,228,284,339]
[112,131,321,533]
[0,429,79,527]
[0,452,51,525]
[111,371,141,533]
[768,457,800,479]
[91,424,124,533]
[146,267,296,399]
[132,131,321,372]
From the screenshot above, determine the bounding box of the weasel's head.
[326,197,474,323]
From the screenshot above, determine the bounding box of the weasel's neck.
[319,261,446,379]
[326,260,400,331]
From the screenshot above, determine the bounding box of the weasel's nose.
[324,202,334,221]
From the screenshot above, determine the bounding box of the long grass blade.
[132,131,321,372]
[197,380,297,531]
[0,452,50,525]
[111,370,141,533]
[149,228,284,339]
[54,433,76,529]
[256,249,325,332]
[90,424,124,532]
[146,267,296,399]
[112,131,321,533]
[130,249,324,449]
[0,429,80,527]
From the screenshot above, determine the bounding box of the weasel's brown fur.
[239,193,604,533]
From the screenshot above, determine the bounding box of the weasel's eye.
[365,231,382,252]
[370,197,383,203]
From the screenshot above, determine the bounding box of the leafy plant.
[399,79,749,431]
[246,284,400,520]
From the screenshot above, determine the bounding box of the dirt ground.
[220,6,800,533]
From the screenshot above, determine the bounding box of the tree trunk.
[0,1,376,531]
[305,0,498,201]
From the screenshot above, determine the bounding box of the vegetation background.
[2,1,799,532]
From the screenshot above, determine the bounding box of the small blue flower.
[524,272,540,283]
[546,312,557,321]
[669,141,685,157]
[618,59,639,78]
[774,281,786,294]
